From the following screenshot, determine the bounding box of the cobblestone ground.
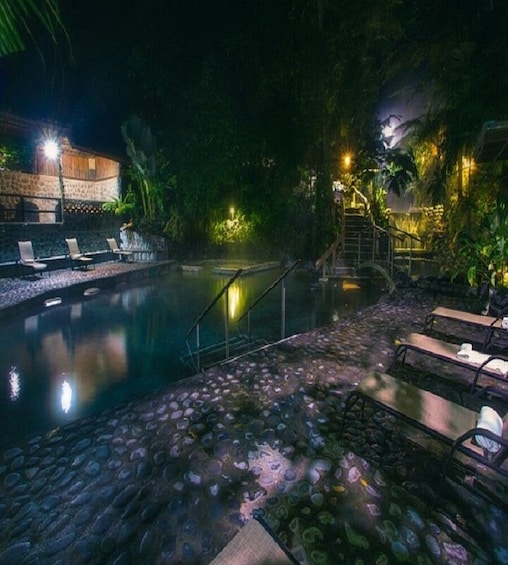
[0,263,506,564]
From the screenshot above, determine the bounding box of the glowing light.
[9,367,20,401]
[382,124,393,138]
[228,283,241,319]
[343,153,352,169]
[43,139,60,160]
[229,206,235,219]
[61,380,73,413]
[462,157,475,172]
[342,281,361,291]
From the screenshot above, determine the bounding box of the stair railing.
[185,268,243,372]
[237,260,300,341]
[314,234,342,279]
[386,225,421,276]
[356,223,403,274]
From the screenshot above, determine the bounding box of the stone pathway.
[0,263,506,564]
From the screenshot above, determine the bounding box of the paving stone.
[0,262,505,563]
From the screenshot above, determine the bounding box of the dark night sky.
[1,1,506,160]
[0,1,138,155]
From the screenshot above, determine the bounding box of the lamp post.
[43,139,65,222]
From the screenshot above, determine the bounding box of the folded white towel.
[475,406,503,453]
[455,349,508,375]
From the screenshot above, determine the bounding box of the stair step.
[181,335,266,372]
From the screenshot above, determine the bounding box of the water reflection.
[0,269,382,449]
[61,379,73,413]
[8,367,20,401]
[228,283,241,320]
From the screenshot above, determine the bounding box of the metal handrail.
[314,233,341,277]
[237,260,300,341]
[387,223,422,243]
[185,268,243,339]
[184,268,243,372]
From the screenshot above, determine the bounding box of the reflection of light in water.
[71,303,82,321]
[228,283,241,319]
[24,315,38,334]
[342,281,361,290]
[9,366,20,401]
[61,380,72,413]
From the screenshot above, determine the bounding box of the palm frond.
[0,0,66,56]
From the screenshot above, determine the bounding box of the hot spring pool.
[0,267,383,449]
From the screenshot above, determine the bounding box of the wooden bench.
[423,306,503,351]
[339,372,508,503]
[393,333,508,395]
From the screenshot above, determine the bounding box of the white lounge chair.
[17,241,47,277]
[65,238,94,270]
[107,237,134,262]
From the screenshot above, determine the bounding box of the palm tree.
[0,0,66,56]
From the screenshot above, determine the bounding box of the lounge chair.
[17,241,48,277]
[107,237,134,262]
[65,238,94,270]
[339,372,508,504]
[209,515,299,564]
[392,332,508,396]
[423,306,503,351]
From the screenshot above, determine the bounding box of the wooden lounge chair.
[423,306,503,351]
[107,237,134,262]
[65,238,94,270]
[17,241,48,277]
[210,515,299,565]
[339,372,508,504]
[392,332,508,396]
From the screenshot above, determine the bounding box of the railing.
[237,260,300,341]
[185,268,243,372]
[386,225,421,276]
[314,234,341,279]
[0,193,63,223]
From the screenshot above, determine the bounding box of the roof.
[0,111,125,163]
[475,120,508,163]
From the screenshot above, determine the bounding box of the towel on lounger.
[475,406,503,453]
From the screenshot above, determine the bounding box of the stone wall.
[0,217,124,264]
[0,170,171,274]
[0,170,119,202]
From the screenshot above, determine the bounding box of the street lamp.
[343,153,352,170]
[43,138,65,222]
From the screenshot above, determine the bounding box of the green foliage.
[0,141,30,170]
[434,171,508,288]
[101,194,135,218]
[0,0,68,56]
[211,211,253,245]
[121,115,167,228]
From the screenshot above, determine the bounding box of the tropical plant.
[101,194,135,218]
[434,176,508,288]
[121,115,164,226]
[0,0,67,56]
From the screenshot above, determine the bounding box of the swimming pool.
[0,267,383,449]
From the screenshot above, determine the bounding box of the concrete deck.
[0,262,506,564]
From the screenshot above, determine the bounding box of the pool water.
[0,268,383,449]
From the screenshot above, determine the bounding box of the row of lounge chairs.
[207,303,508,562]
[340,304,508,506]
[17,237,134,276]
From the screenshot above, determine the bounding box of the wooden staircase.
[343,209,376,267]
[316,208,393,280]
